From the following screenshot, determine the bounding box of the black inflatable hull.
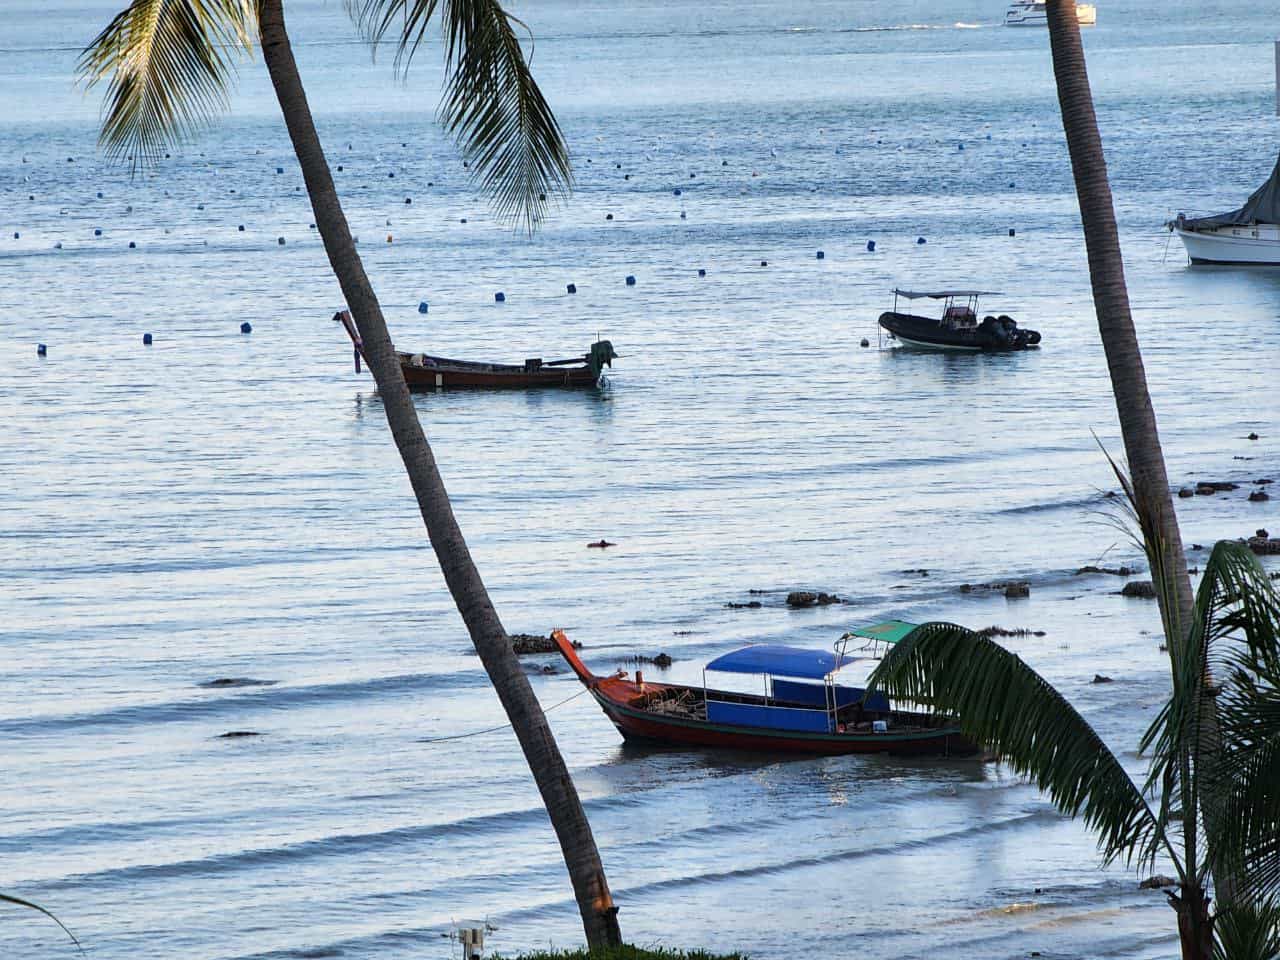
[878,312,1041,351]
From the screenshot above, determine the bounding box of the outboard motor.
[588,339,617,377]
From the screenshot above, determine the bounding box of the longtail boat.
[552,622,975,756]
[337,310,616,389]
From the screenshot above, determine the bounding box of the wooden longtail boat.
[552,622,976,757]
[337,310,616,390]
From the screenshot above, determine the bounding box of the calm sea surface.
[2,1,1278,958]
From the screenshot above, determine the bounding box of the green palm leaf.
[869,622,1171,870]
[1205,544,1280,899]
[347,0,572,231]
[78,0,256,170]
[1,892,84,955]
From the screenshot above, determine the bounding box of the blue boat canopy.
[705,644,851,679]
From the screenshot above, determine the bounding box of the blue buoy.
[566,283,577,294]
[37,343,47,356]
[309,224,315,230]
[760,260,768,267]
[1009,228,1016,237]
[196,204,204,210]
[624,174,630,180]
[240,322,252,334]
[690,172,696,178]
[238,225,245,231]
[128,241,136,248]
[96,191,103,198]
[958,143,964,151]
[404,198,411,204]
[418,301,429,314]
[12,232,18,239]
[917,237,927,245]
[697,268,706,277]
[94,228,102,236]
[625,275,636,286]
[673,188,682,196]
[680,211,687,219]
[866,240,876,252]
[276,166,283,174]
[277,237,285,245]
[54,242,62,249]
[816,250,825,259]
[495,292,505,303]
[337,165,343,171]
[606,213,613,221]
[388,172,395,178]
[142,333,153,345]
[1009,182,1016,188]
[986,133,992,140]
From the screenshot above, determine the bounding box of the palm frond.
[1214,897,1280,960]
[1,893,84,955]
[1207,545,1280,899]
[869,622,1171,870]
[78,0,256,170]
[346,0,572,231]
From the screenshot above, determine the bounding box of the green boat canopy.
[841,620,919,645]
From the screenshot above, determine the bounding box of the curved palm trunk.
[256,0,621,947]
[1044,3,1216,954]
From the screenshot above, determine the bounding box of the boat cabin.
[700,620,919,734]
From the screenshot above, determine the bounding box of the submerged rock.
[725,600,763,609]
[1178,487,1194,498]
[587,539,616,548]
[1003,582,1030,599]
[198,677,277,688]
[630,652,674,668]
[975,626,1047,638]
[1247,535,1280,556]
[786,591,843,608]
[1092,674,1114,684]
[1140,875,1177,889]
[509,632,581,655]
[1120,581,1157,599]
[218,730,262,738]
[1074,565,1135,577]
[1195,481,1238,495]
[1249,489,1270,502]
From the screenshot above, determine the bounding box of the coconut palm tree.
[78,0,621,947]
[869,539,1280,960]
[1042,0,1196,643]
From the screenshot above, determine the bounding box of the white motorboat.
[1005,1,1096,27]
[1169,154,1280,266]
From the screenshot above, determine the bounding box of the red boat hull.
[399,358,600,390]
[594,690,974,756]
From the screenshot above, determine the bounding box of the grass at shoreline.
[491,946,747,960]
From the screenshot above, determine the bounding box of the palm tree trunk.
[1171,886,1215,960]
[1043,0,1229,940]
[1043,0,1194,638]
[255,0,622,948]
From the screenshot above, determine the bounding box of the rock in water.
[786,591,842,607]
[1003,582,1030,599]
[1120,581,1157,599]
[1092,674,1114,684]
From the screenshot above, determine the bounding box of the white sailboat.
[1168,154,1280,266]
[1004,1,1096,27]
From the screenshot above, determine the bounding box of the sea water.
[1,1,1278,958]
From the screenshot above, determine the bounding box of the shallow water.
[2,1,1278,958]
